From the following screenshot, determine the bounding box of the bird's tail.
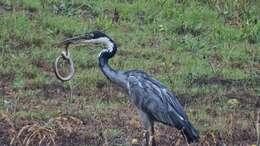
[182,121,200,143]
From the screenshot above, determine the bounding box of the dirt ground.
[0,89,258,146]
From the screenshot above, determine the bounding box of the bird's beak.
[58,33,92,46]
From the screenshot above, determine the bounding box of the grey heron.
[62,31,199,145]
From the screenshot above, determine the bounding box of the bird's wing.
[127,71,189,128]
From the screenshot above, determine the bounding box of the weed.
[13,124,56,146]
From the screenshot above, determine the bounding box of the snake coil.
[53,45,75,81]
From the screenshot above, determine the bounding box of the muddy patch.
[191,75,259,88]
[95,84,127,103]
[0,5,7,15]
[4,36,32,51]
[0,72,15,83]
[31,58,52,72]
[176,25,203,36]
[0,72,15,97]
[148,65,165,75]
[230,60,249,69]
[24,83,67,99]
[225,93,260,106]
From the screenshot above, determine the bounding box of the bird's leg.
[149,123,156,146]
[143,129,149,146]
[138,110,153,146]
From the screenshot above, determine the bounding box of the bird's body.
[64,31,199,145]
[126,70,199,143]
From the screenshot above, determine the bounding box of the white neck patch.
[83,37,114,53]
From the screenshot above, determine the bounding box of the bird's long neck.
[98,39,127,88]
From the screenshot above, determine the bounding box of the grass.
[0,0,259,145]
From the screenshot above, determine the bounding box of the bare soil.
[0,93,257,146]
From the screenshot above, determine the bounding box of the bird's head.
[60,31,115,49]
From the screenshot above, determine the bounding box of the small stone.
[227,99,239,105]
[131,138,138,144]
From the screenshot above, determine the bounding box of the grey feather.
[126,70,188,128]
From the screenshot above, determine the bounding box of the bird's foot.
[141,130,149,146]
[149,136,156,146]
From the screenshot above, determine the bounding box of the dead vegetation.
[13,124,56,146]
[0,101,257,146]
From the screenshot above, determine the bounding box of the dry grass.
[50,116,83,137]
[2,113,85,146]
[14,124,56,146]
